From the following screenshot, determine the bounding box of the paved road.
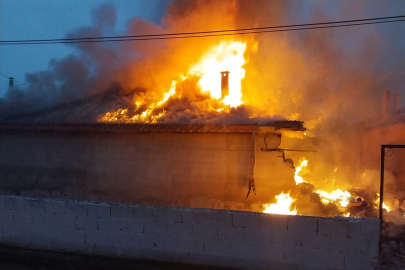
[0,246,235,270]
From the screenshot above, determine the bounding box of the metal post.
[379,145,385,254]
[379,144,405,255]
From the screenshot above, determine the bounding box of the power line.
[1,15,404,46]
[1,15,404,44]
[0,72,9,79]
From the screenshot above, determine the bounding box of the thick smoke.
[1,0,403,124]
[0,3,122,119]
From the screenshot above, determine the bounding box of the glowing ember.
[100,108,128,122]
[263,157,356,217]
[263,192,297,215]
[315,189,352,208]
[294,158,308,185]
[99,40,247,123]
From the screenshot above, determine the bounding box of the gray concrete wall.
[0,196,380,270]
[0,130,295,211]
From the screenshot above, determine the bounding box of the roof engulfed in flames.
[99,41,248,124]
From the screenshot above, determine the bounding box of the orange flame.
[263,192,297,215]
[294,158,308,185]
[315,189,352,208]
[189,41,246,107]
[262,157,356,216]
[99,40,247,123]
[375,193,391,212]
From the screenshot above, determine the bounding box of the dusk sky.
[0,0,404,108]
[0,0,169,94]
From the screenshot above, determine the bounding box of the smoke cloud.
[1,0,404,124]
[1,0,403,124]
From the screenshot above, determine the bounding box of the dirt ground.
[2,245,405,270]
[380,250,405,270]
[0,246,236,270]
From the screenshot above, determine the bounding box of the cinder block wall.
[0,130,294,211]
[0,196,379,270]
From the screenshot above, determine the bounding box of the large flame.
[294,158,308,185]
[263,193,297,215]
[99,40,247,123]
[315,189,352,208]
[375,193,391,212]
[189,41,246,107]
[298,159,352,209]
[263,157,396,217]
[263,157,354,216]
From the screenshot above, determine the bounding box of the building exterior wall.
[0,196,380,270]
[361,123,405,200]
[0,130,294,211]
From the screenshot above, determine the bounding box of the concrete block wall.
[0,130,293,212]
[0,196,379,270]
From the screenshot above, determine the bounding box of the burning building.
[0,23,404,219]
[1,69,404,219]
[0,1,405,267]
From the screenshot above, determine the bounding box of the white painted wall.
[0,196,380,270]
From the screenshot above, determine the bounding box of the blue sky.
[0,0,169,95]
[0,0,404,122]
[1,0,404,103]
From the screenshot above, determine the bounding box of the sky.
[0,0,170,95]
[0,0,404,119]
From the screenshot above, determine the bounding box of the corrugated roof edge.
[0,121,305,133]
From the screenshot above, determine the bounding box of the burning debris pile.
[262,157,403,219]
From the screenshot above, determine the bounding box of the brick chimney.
[393,94,401,114]
[382,90,391,117]
[220,71,229,98]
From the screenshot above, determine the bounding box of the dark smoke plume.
[0,0,404,125]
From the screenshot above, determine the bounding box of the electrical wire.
[0,72,10,79]
[1,15,405,43]
[0,15,404,46]
[0,72,27,86]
